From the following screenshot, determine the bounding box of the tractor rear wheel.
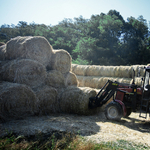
[105,101,123,121]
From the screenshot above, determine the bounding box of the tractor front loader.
[89,65,150,121]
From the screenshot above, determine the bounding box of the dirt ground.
[0,111,150,146]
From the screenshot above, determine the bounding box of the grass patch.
[0,132,149,150]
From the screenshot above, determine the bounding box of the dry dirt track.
[0,111,150,146]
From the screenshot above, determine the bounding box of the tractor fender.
[114,100,126,117]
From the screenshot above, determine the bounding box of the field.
[0,111,150,149]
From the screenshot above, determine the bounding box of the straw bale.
[76,76,85,87]
[86,65,101,76]
[76,76,132,89]
[71,65,89,76]
[102,66,116,77]
[97,66,105,76]
[130,77,142,86]
[51,49,72,73]
[72,64,146,78]
[6,36,53,68]
[0,82,38,120]
[76,76,105,89]
[64,71,78,87]
[81,65,116,77]
[131,65,141,77]
[132,65,145,77]
[83,76,99,88]
[71,64,78,72]
[46,70,65,88]
[59,86,98,115]
[139,66,145,77]
[99,77,110,86]
[0,60,9,81]
[114,66,132,78]
[36,86,58,114]
[1,59,47,89]
[0,44,6,60]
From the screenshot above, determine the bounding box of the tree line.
[0,10,150,66]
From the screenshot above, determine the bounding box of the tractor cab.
[139,65,150,118]
[142,66,150,95]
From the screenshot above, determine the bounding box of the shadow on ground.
[0,111,149,139]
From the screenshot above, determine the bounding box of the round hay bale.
[46,70,65,88]
[1,59,47,89]
[139,66,145,77]
[100,66,116,77]
[64,71,78,87]
[76,76,132,89]
[51,49,72,73]
[71,64,78,72]
[131,65,139,77]
[96,77,106,89]
[59,86,98,115]
[0,44,6,60]
[36,86,58,114]
[106,66,116,77]
[71,65,89,76]
[6,36,53,68]
[115,66,132,78]
[132,65,145,77]
[131,77,142,86]
[76,75,85,87]
[83,76,100,89]
[0,82,38,120]
[86,65,101,76]
[75,76,103,88]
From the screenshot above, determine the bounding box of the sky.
[0,0,150,26]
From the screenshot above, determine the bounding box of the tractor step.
[139,98,150,119]
[139,109,148,118]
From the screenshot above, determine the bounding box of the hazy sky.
[0,0,150,26]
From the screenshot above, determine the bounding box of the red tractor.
[89,65,150,120]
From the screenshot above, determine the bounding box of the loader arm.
[89,80,119,109]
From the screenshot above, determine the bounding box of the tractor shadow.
[104,112,150,133]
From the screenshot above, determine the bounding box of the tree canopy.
[0,10,150,65]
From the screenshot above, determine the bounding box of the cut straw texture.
[51,49,72,73]
[36,86,58,114]
[58,86,99,115]
[0,44,6,60]
[6,36,53,68]
[72,64,145,78]
[71,64,89,76]
[0,82,38,121]
[46,70,65,88]
[72,64,145,89]
[1,59,47,89]
[76,76,139,89]
[64,71,78,87]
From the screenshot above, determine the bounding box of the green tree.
[73,37,98,64]
[120,16,149,65]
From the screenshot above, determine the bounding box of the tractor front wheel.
[105,101,123,121]
[124,108,132,118]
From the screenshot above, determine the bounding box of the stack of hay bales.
[0,82,38,120]
[58,86,98,115]
[0,36,98,121]
[72,64,145,89]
